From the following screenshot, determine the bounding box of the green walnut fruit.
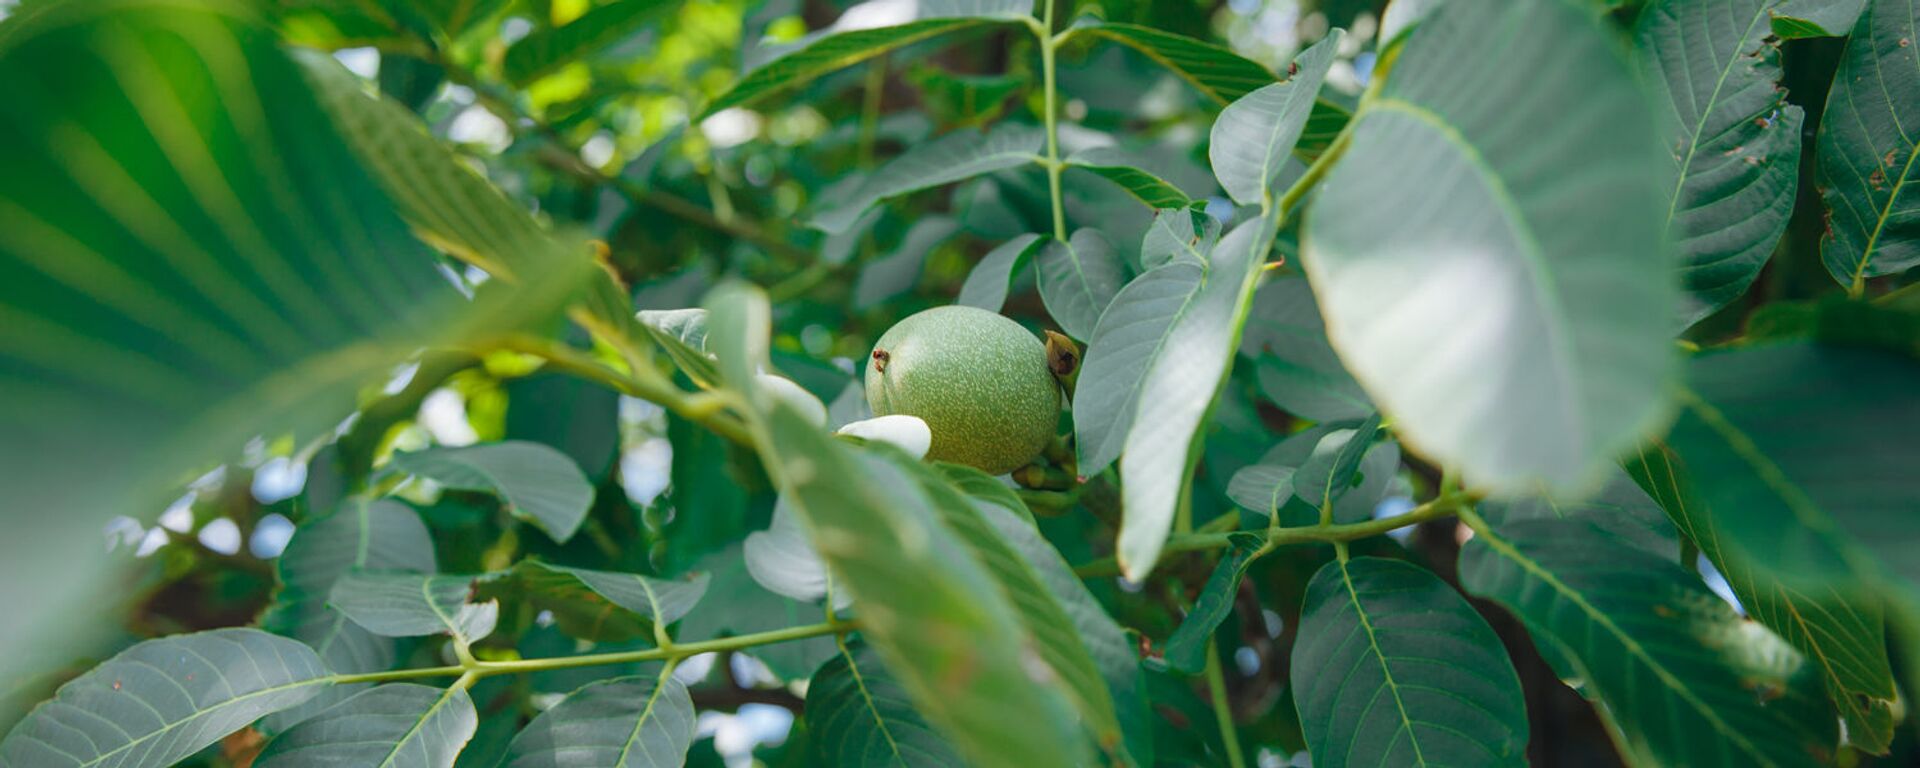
[865,306,1061,475]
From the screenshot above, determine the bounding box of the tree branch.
[1072,493,1470,578]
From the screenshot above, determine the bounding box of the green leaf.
[1208,33,1341,207]
[974,498,1152,765]
[637,308,721,387]
[755,404,1087,766]
[504,372,622,480]
[884,454,1126,759]
[1300,0,1675,494]
[1163,533,1263,674]
[0,0,479,672]
[1073,263,1204,474]
[813,124,1043,233]
[1226,424,1400,526]
[745,499,849,609]
[1037,228,1125,341]
[1658,342,1920,589]
[331,573,500,642]
[1292,413,1381,515]
[504,0,674,85]
[1065,147,1191,208]
[855,216,962,308]
[514,561,711,631]
[388,442,596,544]
[1629,448,1898,754]
[1379,0,1444,47]
[1637,0,1804,325]
[0,629,332,767]
[408,0,511,39]
[262,499,438,730]
[709,0,1035,116]
[300,51,589,282]
[1140,208,1215,270]
[702,281,773,396]
[1815,0,1920,289]
[1770,0,1866,37]
[1293,557,1529,767]
[806,642,966,767]
[936,463,1035,523]
[503,676,696,768]
[1062,21,1351,156]
[1241,277,1372,422]
[1119,215,1272,579]
[272,1,415,49]
[1460,516,1839,767]
[257,683,477,768]
[677,546,840,681]
[957,233,1045,311]
[1064,21,1273,104]
[1225,463,1298,520]
[1478,466,1677,562]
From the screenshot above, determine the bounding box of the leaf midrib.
[376,687,463,768]
[1672,386,1874,577]
[616,678,673,767]
[1091,269,1203,467]
[1336,556,1429,766]
[1362,97,1586,456]
[1661,1,1777,227]
[840,643,912,766]
[73,674,328,767]
[1851,136,1920,288]
[1470,524,1779,766]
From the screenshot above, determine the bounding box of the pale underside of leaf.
[256,683,478,768]
[1036,228,1124,341]
[957,233,1044,311]
[1208,32,1342,207]
[0,629,333,768]
[813,124,1043,233]
[1073,263,1203,474]
[1118,215,1268,580]
[503,675,697,768]
[1301,0,1674,494]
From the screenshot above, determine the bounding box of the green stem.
[1204,643,1248,768]
[1270,126,1354,221]
[332,621,850,686]
[1073,492,1468,578]
[1034,2,1067,242]
[490,335,755,446]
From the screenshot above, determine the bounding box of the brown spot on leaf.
[1653,604,1676,618]
[1871,167,1888,191]
[1885,148,1901,167]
